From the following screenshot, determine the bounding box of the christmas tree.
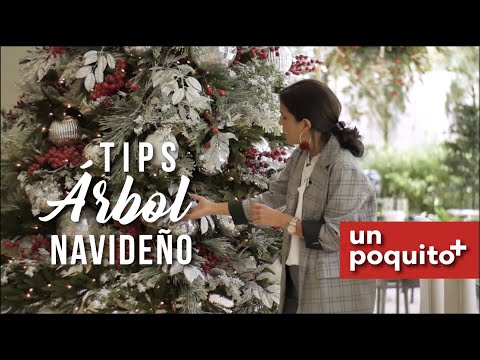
[1,46,320,313]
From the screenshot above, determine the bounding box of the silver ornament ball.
[268,47,293,73]
[217,215,248,238]
[123,46,152,58]
[56,207,100,247]
[190,46,237,72]
[141,196,172,230]
[48,115,81,146]
[197,147,229,176]
[252,136,271,153]
[169,219,199,237]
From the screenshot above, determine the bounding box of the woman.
[185,79,377,313]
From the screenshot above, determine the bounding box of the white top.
[286,154,319,266]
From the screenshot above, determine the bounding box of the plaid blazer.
[239,136,377,313]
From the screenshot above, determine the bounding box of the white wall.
[332,70,455,149]
[1,47,33,110]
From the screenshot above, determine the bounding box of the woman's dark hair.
[279,79,364,157]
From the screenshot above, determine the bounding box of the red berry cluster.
[5,93,28,121]
[89,59,139,103]
[28,144,85,175]
[197,244,233,275]
[4,235,50,260]
[205,84,226,97]
[43,46,66,58]
[287,55,322,76]
[233,46,275,65]
[243,146,289,176]
[51,47,66,58]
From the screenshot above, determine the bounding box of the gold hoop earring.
[299,129,311,151]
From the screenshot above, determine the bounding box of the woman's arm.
[184,147,301,224]
[232,147,301,224]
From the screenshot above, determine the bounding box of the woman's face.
[279,103,306,145]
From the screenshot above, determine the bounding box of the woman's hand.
[183,194,214,220]
[251,203,291,228]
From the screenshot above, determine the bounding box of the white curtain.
[420,279,478,313]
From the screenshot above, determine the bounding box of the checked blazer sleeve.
[302,160,377,251]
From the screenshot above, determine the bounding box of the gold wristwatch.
[287,217,299,235]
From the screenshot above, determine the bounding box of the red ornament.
[218,89,225,96]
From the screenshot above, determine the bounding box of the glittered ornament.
[25,181,63,215]
[141,196,172,230]
[144,132,179,167]
[197,143,229,176]
[82,138,104,171]
[267,46,293,73]
[56,207,100,247]
[123,46,152,58]
[190,46,237,72]
[169,219,199,237]
[48,115,81,146]
[217,215,248,238]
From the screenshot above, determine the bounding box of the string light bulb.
[66,284,72,289]
[47,283,52,287]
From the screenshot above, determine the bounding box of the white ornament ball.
[217,215,248,238]
[56,207,100,247]
[144,132,179,167]
[268,47,293,73]
[82,139,103,168]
